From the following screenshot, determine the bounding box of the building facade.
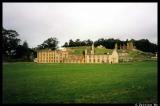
[35,43,119,64]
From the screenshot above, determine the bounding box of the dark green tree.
[37,37,58,50]
[23,41,29,48]
[86,39,93,46]
[134,39,157,53]
[75,39,81,46]
[15,41,34,61]
[63,42,69,47]
[69,39,75,47]
[22,41,30,60]
[2,27,21,60]
[81,40,86,46]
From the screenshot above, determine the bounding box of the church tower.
[115,43,118,50]
[91,42,94,55]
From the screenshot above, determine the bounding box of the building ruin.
[35,43,119,64]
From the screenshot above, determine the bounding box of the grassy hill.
[66,46,89,55]
[127,50,156,61]
[66,46,113,55]
[94,48,113,55]
[65,46,156,62]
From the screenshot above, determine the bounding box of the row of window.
[38,55,67,58]
[38,53,67,56]
[38,57,62,59]
[87,58,109,63]
[38,60,84,63]
[38,60,60,63]
[86,56,108,60]
[38,55,68,58]
[87,55,108,58]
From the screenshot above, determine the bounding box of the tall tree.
[75,39,81,46]
[81,40,86,46]
[15,41,34,61]
[63,42,69,47]
[23,40,29,48]
[22,41,29,59]
[37,37,58,50]
[2,27,21,59]
[86,39,93,46]
[69,39,75,47]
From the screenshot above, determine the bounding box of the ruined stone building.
[120,42,135,50]
[35,43,119,64]
[127,42,134,50]
[84,43,118,64]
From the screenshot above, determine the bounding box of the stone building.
[127,42,134,50]
[37,50,69,63]
[118,52,132,62]
[84,43,118,64]
[36,43,119,64]
[120,42,135,50]
[97,45,104,48]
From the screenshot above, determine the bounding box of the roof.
[37,49,68,53]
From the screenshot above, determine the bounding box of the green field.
[3,61,157,104]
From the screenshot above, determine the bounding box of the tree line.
[2,27,157,62]
[63,38,157,53]
[63,39,93,47]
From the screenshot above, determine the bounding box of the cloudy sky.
[3,3,157,48]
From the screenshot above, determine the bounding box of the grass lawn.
[3,61,157,104]
[66,46,113,55]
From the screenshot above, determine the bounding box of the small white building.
[97,45,104,48]
[58,47,67,51]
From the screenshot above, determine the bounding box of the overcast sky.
[3,3,157,48]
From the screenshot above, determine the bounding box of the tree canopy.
[63,39,93,47]
[2,27,21,57]
[37,37,58,50]
[2,27,35,62]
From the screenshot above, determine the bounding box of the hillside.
[128,50,156,61]
[66,46,113,55]
[65,46,157,61]
[66,46,89,55]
